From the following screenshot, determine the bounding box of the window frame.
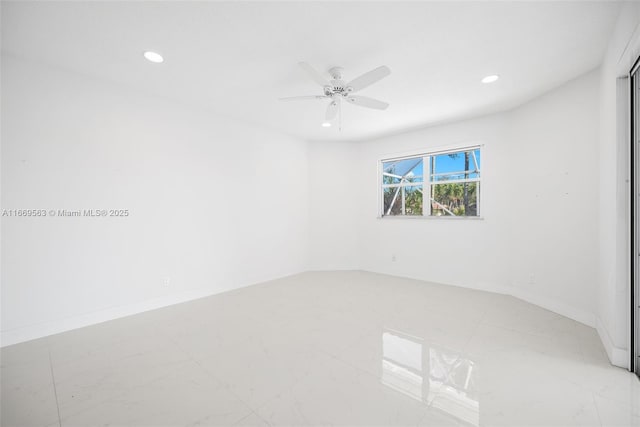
[378,144,483,219]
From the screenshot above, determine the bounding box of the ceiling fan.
[279,62,391,127]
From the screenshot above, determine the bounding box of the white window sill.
[377,215,484,220]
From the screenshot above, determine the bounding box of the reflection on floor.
[382,329,479,425]
[2,271,639,426]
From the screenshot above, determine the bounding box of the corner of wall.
[596,316,629,369]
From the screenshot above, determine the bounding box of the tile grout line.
[461,304,490,355]
[185,356,264,425]
[47,348,63,427]
[241,409,272,427]
[162,332,266,425]
[590,391,604,427]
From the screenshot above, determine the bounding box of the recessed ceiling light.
[481,75,499,84]
[143,51,164,63]
[321,122,331,128]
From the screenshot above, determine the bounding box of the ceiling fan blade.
[299,62,331,87]
[326,100,339,120]
[345,66,391,92]
[345,95,389,110]
[279,95,329,101]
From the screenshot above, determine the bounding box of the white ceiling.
[1,1,621,142]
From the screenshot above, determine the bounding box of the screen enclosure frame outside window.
[378,144,483,219]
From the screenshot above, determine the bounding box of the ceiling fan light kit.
[280,62,391,128]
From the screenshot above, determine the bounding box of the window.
[380,146,481,217]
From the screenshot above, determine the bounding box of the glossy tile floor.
[2,271,639,427]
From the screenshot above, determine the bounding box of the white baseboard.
[360,268,596,326]
[1,288,217,347]
[359,267,513,295]
[595,316,629,369]
[1,270,305,348]
[510,287,596,328]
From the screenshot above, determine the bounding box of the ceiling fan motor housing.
[324,83,350,96]
[324,66,353,96]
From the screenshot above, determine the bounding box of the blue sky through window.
[432,149,481,174]
[382,149,480,184]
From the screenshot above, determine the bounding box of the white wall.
[505,70,599,325]
[309,69,601,328]
[308,141,359,270]
[596,1,640,368]
[1,55,310,346]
